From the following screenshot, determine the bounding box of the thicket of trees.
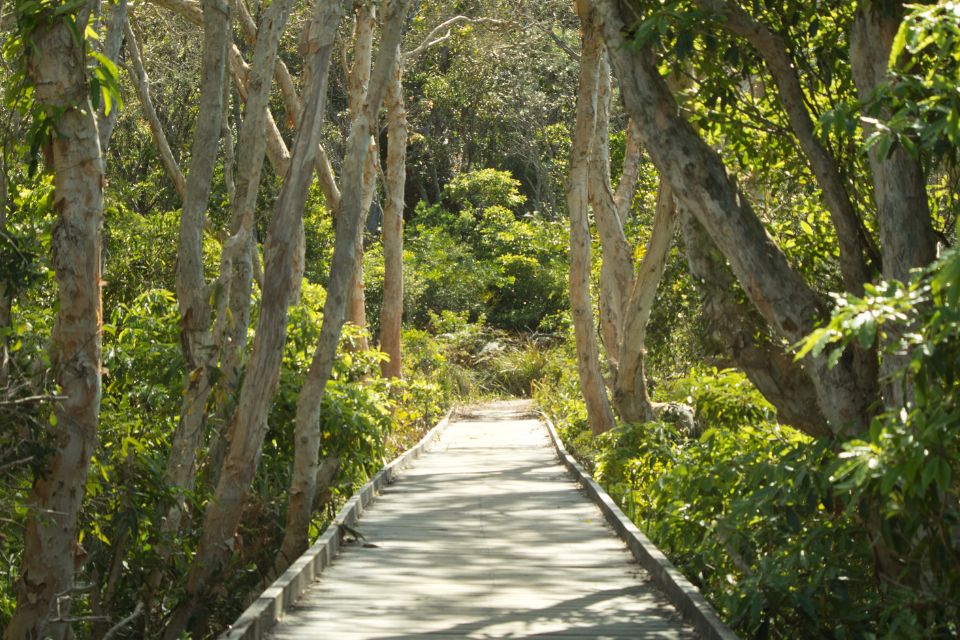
[1,0,957,638]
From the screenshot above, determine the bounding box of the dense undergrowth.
[0,169,570,635]
[536,250,960,640]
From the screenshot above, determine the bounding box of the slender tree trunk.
[589,52,634,368]
[147,0,230,604]
[211,0,296,441]
[124,20,186,199]
[597,0,877,435]
[5,14,104,640]
[276,0,411,571]
[569,0,616,436]
[379,59,407,379]
[345,1,377,351]
[162,4,343,636]
[613,182,677,423]
[850,0,937,409]
[0,140,10,388]
[97,0,128,153]
[695,0,878,292]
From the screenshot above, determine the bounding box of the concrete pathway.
[269,401,697,639]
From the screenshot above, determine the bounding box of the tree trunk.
[379,60,407,379]
[124,20,186,199]
[682,210,831,436]
[588,52,634,369]
[276,0,411,571]
[613,182,677,424]
[162,3,343,636]
[97,0,128,153]
[5,15,104,640]
[211,0,296,448]
[696,0,878,293]
[850,0,937,409]
[568,0,616,436]
[597,0,877,435]
[343,2,376,352]
[147,0,230,603]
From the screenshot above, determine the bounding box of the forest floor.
[267,400,697,639]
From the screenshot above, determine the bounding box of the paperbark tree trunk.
[613,182,678,424]
[597,0,877,435]
[162,4,343,636]
[345,1,377,352]
[212,0,296,439]
[568,0,616,436]
[695,0,878,293]
[148,0,230,601]
[379,59,407,379]
[5,14,104,640]
[682,211,830,436]
[276,0,411,571]
[850,0,937,409]
[589,53,634,368]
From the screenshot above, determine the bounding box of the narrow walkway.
[270,401,697,639]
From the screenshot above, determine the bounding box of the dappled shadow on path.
[270,410,695,639]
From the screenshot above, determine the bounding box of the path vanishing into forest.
[261,401,702,639]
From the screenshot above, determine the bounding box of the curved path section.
[268,401,699,639]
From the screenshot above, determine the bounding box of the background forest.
[1,0,958,638]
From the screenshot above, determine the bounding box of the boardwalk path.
[269,401,698,639]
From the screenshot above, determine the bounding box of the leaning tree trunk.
[681,210,831,436]
[850,0,937,410]
[161,4,343,637]
[379,58,408,379]
[276,0,412,571]
[210,0,296,447]
[597,0,877,436]
[695,0,877,293]
[5,15,104,640]
[568,0,616,436]
[124,20,187,199]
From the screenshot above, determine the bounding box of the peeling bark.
[569,0,616,436]
[162,4,343,635]
[5,14,104,640]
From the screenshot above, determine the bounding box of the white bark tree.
[567,0,616,436]
[276,0,412,571]
[162,2,344,635]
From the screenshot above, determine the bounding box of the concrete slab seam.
[218,408,456,640]
[539,411,740,640]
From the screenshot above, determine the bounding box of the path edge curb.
[220,407,456,640]
[540,411,740,640]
